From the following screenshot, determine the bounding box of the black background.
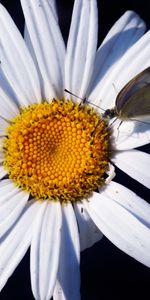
[1,0,150,299]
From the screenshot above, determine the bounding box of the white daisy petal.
[105,163,116,184]
[0,87,19,120]
[0,179,21,205]
[0,4,41,106]
[74,201,103,251]
[24,0,58,43]
[53,202,80,300]
[83,191,150,267]
[112,149,150,188]
[90,30,150,111]
[0,200,40,291]
[101,30,150,108]
[103,181,150,226]
[89,11,146,103]
[0,191,28,237]
[113,120,150,150]
[24,26,35,62]
[0,68,19,109]
[0,165,7,179]
[24,0,58,83]
[30,201,62,300]
[21,0,65,99]
[0,185,28,221]
[47,0,58,22]
[65,0,98,100]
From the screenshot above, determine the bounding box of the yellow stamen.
[3,99,110,203]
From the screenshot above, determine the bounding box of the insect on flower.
[103,67,150,125]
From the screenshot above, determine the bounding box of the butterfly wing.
[116,67,150,118]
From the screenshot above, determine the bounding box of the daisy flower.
[0,1,150,300]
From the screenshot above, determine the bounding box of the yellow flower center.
[3,99,110,202]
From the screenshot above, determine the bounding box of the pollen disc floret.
[3,99,109,202]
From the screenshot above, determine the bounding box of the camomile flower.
[0,1,150,300]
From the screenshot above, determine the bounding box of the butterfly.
[103,67,150,124]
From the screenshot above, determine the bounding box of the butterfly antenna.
[64,89,105,111]
[64,89,86,103]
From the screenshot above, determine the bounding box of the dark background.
[1,0,150,299]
